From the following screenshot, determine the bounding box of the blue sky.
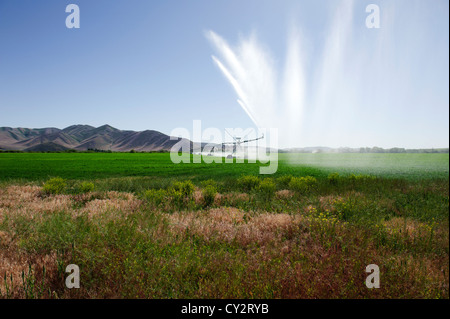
[0,0,448,148]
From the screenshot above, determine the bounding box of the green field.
[0,152,448,299]
[0,152,448,181]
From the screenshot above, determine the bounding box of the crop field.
[0,152,448,182]
[0,152,448,298]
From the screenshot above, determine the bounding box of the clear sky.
[0,0,448,148]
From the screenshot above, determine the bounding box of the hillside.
[0,125,192,152]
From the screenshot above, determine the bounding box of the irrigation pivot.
[221,129,264,159]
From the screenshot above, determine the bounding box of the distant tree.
[371,147,385,153]
[389,148,406,153]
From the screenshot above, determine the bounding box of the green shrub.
[347,174,376,183]
[257,178,276,201]
[172,180,195,198]
[169,188,185,206]
[79,181,95,193]
[200,179,218,188]
[276,175,293,189]
[202,185,217,207]
[42,177,67,195]
[143,189,167,207]
[168,180,195,207]
[328,172,340,185]
[288,176,317,194]
[237,175,261,192]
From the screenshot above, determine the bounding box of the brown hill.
[0,125,192,152]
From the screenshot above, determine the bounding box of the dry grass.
[0,186,141,221]
[0,230,58,298]
[193,190,203,205]
[213,192,250,206]
[275,190,294,199]
[0,181,448,299]
[0,186,72,223]
[383,217,431,239]
[81,191,141,219]
[167,207,309,246]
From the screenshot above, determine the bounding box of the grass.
[0,152,448,298]
[285,153,449,179]
[0,153,448,182]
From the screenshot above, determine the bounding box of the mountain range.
[1,125,447,153]
[0,125,192,152]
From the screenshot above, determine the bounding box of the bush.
[288,176,317,194]
[79,181,95,193]
[328,173,340,185]
[347,174,376,183]
[200,179,218,188]
[168,189,185,206]
[42,177,67,195]
[276,175,293,189]
[237,175,261,192]
[257,178,276,201]
[172,180,195,199]
[202,185,217,207]
[143,189,167,207]
[169,180,195,207]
